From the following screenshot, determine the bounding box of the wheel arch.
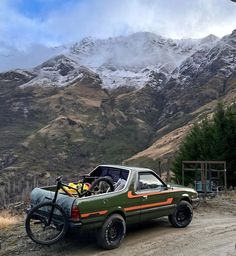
[180,195,192,204]
[106,210,126,221]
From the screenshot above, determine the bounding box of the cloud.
[0,1,46,49]
[41,0,236,42]
[0,0,235,71]
[0,0,236,48]
[0,43,63,71]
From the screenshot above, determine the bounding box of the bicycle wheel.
[25,202,68,245]
[89,176,115,195]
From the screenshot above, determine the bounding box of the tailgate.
[30,187,76,217]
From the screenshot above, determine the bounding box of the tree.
[172,103,236,187]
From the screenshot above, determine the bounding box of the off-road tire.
[168,200,193,228]
[96,213,126,249]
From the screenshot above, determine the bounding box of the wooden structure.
[182,161,227,197]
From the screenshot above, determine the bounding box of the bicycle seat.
[56,176,62,182]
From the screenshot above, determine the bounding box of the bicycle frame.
[46,176,97,226]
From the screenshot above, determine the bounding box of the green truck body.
[32,165,199,229]
[29,165,199,249]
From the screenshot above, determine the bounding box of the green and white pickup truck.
[26,165,199,249]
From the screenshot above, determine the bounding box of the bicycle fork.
[47,180,61,226]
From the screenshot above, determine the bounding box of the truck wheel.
[168,200,193,228]
[96,214,126,250]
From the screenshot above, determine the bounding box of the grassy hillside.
[0,70,235,183]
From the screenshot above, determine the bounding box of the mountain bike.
[25,175,114,245]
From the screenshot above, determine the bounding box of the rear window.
[90,166,129,182]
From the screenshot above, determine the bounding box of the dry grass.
[126,124,192,162]
[0,211,21,229]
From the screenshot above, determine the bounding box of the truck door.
[135,172,175,222]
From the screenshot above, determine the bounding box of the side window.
[137,172,165,191]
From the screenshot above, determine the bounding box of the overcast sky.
[0,0,236,71]
[1,0,236,49]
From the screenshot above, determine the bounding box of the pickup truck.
[27,165,199,249]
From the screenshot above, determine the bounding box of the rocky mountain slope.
[0,30,235,183]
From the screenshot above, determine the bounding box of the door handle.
[142,195,148,199]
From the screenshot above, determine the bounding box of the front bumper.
[192,198,200,208]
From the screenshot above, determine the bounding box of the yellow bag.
[60,182,90,195]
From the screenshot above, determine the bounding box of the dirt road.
[0,195,236,256]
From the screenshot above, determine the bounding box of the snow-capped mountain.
[19,55,101,88]
[170,30,236,88]
[3,30,235,90]
[67,32,219,88]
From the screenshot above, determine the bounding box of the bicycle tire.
[89,176,115,194]
[25,202,68,245]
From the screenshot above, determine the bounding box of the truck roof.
[98,164,153,173]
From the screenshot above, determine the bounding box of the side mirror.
[167,184,171,189]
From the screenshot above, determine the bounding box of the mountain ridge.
[0,32,221,90]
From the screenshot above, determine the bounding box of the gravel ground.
[0,194,236,256]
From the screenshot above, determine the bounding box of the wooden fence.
[0,174,58,208]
